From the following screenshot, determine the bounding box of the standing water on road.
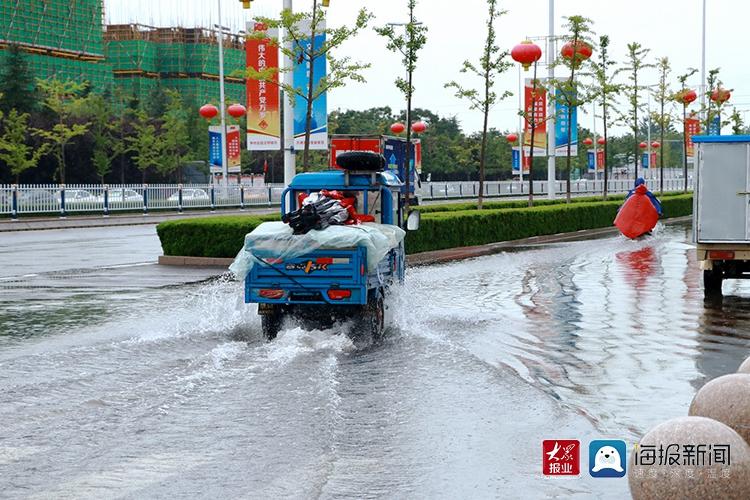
[0,222,748,498]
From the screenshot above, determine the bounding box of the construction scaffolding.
[0,1,247,107]
[104,23,246,106]
[0,0,113,89]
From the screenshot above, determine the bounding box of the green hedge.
[157,195,693,258]
[405,194,693,253]
[413,192,699,213]
[156,214,276,258]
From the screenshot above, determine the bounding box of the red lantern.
[597,137,606,146]
[561,41,593,67]
[639,141,648,150]
[228,103,247,119]
[390,122,406,134]
[651,141,661,149]
[677,88,697,105]
[511,40,542,71]
[411,121,427,133]
[199,104,218,120]
[710,87,731,104]
[506,133,518,143]
[583,137,593,147]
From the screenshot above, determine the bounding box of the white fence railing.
[0,179,692,219]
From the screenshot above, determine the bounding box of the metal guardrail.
[0,180,692,219]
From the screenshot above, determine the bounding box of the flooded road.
[0,222,748,498]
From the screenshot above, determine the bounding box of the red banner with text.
[246,22,281,150]
[523,79,547,155]
[685,116,701,162]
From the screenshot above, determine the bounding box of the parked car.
[54,189,97,205]
[167,188,210,202]
[99,188,143,204]
[10,189,58,209]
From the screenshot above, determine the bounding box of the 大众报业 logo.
[589,440,627,478]
[543,439,580,476]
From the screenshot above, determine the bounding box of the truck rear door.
[697,141,750,242]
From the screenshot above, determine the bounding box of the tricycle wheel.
[703,268,723,298]
[356,296,384,339]
[261,309,283,341]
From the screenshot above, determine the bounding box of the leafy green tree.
[158,90,191,182]
[652,57,673,195]
[445,0,512,209]
[618,42,654,180]
[553,15,595,202]
[250,2,372,170]
[127,110,161,182]
[673,67,698,193]
[376,0,428,210]
[34,79,91,183]
[87,95,128,183]
[0,109,50,183]
[0,44,37,115]
[729,107,746,135]
[588,35,622,199]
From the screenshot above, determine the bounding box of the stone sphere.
[689,374,750,444]
[628,416,750,500]
[739,357,750,375]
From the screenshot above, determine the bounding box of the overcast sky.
[106,0,747,135]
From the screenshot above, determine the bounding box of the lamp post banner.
[554,88,578,156]
[293,20,328,150]
[246,22,281,151]
[523,79,547,155]
[210,125,242,173]
[587,151,595,173]
[596,149,604,172]
[685,116,701,162]
[708,114,721,135]
[512,146,531,174]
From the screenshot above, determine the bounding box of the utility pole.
[547,0,556,199]
[217,0,229,186]
[283,0,296,186]
[701,0,707,125]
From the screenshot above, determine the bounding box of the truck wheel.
[357,297,385,339]
[261,311,283,341]
[703,269,723,298]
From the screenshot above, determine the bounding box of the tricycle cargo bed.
[246,247,370,305]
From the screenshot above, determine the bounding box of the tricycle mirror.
[406,210,420,231]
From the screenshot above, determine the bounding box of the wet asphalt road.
[0,223,748,499]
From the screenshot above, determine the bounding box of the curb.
[157,215,692,269]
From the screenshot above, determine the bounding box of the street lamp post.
[217,0,229,186]
[282,0,296,186]
[547,0,556,199]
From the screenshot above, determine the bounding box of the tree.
[554,15,595,202]
[34,79,91,183]
[673,67,698,193]
[619,42,654,181]
[0,44,37,115]
[445,0,511,209]
[704,68,731,134]
[0,109,50,183]
[87,95,127,183]
[652,57,673,195]
[127,110,161,183]
[376,0,428,211]
[729,107,745,135]
[158,90,191,182]
[588,35,622,199]
[250,3,372,171]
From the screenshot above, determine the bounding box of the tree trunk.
[683,104,689,193]
[478,104,488,210]
[565,35,578,204]
[302,0,318,171]
[660,99,665,196]
[59,143,66,184]
[633,71,639,181]
[603,99,609,200]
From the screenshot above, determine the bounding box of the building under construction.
[0,0,246,107]
[105,24,246,106]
